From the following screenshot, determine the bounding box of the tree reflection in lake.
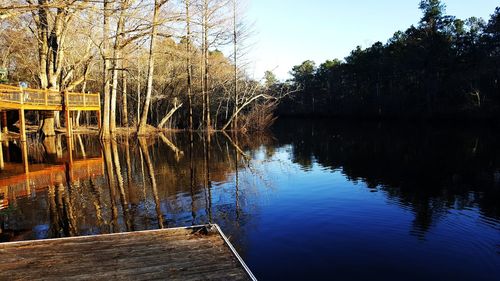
[0,120,498,280]
[273,119,500,237]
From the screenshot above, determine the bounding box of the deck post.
[21,140,29,175]
[67,136,74,166]
[1,111,7,134]
[64,91,72,138]
[97,109,102,129]
[0,142,4,170]
[19,109,26,142]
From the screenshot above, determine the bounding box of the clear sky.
[245,0,499,80]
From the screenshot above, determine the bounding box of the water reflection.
[0,132,260,239]
[0,120,498,280]
[273,119,500,238]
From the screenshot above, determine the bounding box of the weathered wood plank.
[0,225,256,281]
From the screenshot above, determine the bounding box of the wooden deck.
[0,84,100,111]
[0,225,256,281]
[0,84,101,141]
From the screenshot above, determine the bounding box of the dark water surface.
[0,119,499,281]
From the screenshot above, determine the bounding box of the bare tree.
[2,0,288,134]
[231,0,238,130]
[185,0,194,130]
[16,0,92,137]
[222,80,298,131]
[122,54,129,127]
[138,0,169,135]
[196,0,230,131]
[110,0,130,135]
[100,0,112,139]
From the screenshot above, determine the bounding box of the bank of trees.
[0,0,285,138]
[282,1,500,119]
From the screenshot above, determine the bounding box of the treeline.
[0,0,289,139]
[279,1,500,119]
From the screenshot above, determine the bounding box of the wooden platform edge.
[0,224,258,281]
[213,224,258,281]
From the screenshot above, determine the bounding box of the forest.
[1,0,499,141]
[0,0,292,139]
[281,1,500,120]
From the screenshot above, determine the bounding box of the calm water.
[0,119,499,281]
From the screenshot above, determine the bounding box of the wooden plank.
[67,106,101,111]
[0,225,256,281]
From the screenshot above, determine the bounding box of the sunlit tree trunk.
[136,57,141,125]
[138,0,165,135]
[110,0,128,135]
[31,0,80,137]
[232,0,238,130]
[202,0,210,131]
[185,0,194,131]
[122,57,129,127]
[100,0,112,140]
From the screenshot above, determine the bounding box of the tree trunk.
[100,0,112,140]
[232,0,238,130]
[34,2,65,137]
[157,99,183,129]
[202,0,210,131]
[122,57,129,127]
[137,56,141,125]
[110,0,127,135]
[40,111,56,137]
[185,0,193,131]
[74,80,87,128]
[138,0,162,135]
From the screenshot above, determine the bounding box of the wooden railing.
[0,84,100,110]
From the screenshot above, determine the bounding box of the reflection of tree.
[234,133,241,220]
[43,137,58,161]
[139,137,164,229]
[111,140,132,231]
[189,131,196,225]
[102,141,118,232]
[1,132,268,247]
[203,133,212,223]
[48,183,77,238]
[273,119,500,236]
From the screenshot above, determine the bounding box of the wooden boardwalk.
[0,225,256,281]
[0,84,101,141]
[0,84,100,111]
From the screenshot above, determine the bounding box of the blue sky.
[245,0,498,80]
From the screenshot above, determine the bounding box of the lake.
[0,118,499,281]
